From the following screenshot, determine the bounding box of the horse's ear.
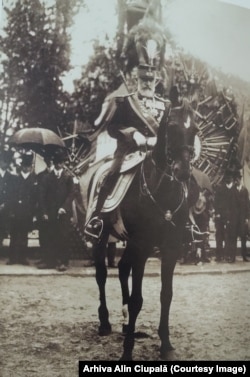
[152,113,168,169]
[182,98,199,132]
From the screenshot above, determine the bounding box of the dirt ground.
[0,272,250,377]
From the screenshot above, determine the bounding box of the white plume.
[145,39,158,64]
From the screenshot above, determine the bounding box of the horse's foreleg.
[93,233,111,336]
[121,254,146,360]
[158,252,176,359]
[118,245,132,334]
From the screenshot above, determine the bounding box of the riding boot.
[84,173,118,239]
[84,188,108,239]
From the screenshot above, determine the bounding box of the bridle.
[139,156,187,226]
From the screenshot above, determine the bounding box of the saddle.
[86,151,146,225]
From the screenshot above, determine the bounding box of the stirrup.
[84,216,104,239]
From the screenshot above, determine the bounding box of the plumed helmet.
[137,63,156,79]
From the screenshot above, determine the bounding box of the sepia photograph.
[0,0,250,374]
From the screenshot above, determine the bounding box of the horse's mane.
[152,98,197,170]
[151,109,169,170]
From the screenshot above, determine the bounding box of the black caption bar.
[79,361,249,376]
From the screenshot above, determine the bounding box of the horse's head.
[153,99,198,182]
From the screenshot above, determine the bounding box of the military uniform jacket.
[36,168,50,221]
[0,171,17,213]
[40,170,74,221]
[107,93,170,164]
[10,172,38,223]
[214,183,240,224]
[236,185,250,233]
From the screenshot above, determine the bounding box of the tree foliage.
[0,0,84,144]
[72,42,122,127]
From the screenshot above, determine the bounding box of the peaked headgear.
[137,63,156,79]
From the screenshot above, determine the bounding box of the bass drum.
[165,55,240,188]
[193,91,240,187]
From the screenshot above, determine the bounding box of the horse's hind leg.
[93,231,111,336]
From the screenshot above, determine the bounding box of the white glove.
[133,131,147,147]
[147,137,157,148]
[58,208,66,215]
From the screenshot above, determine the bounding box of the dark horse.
[88,101,199,360]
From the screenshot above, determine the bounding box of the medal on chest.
[164,210,172,221]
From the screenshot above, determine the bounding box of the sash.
[127,94,159,136]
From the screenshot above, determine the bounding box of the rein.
[140,159,186,226]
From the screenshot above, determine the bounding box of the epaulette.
[115,92,135,103]
[155,96,171,112]
[155,95,171,105]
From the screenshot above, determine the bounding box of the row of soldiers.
[214,168,250,263]
[0,148,75,271]
[1,146,249,269]
[183,167,250,265]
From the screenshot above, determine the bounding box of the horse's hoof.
[160,343,176,360]
[119,354,132,361]
[99,325,112,336]
[160,349,176,361]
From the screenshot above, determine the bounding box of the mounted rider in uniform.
[85,57,171,239]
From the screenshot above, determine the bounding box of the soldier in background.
[36,156,54,268]
[185,188,213,264]
[39,150,75,271]
[8,152,37,265]
[234,170,250,262]
[0,149,16,251]
[214,169,239,263]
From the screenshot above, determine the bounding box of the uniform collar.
[0,168,6,178]
[137,92,154,101]
[21,171,31,180]
[54,168,63,178]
